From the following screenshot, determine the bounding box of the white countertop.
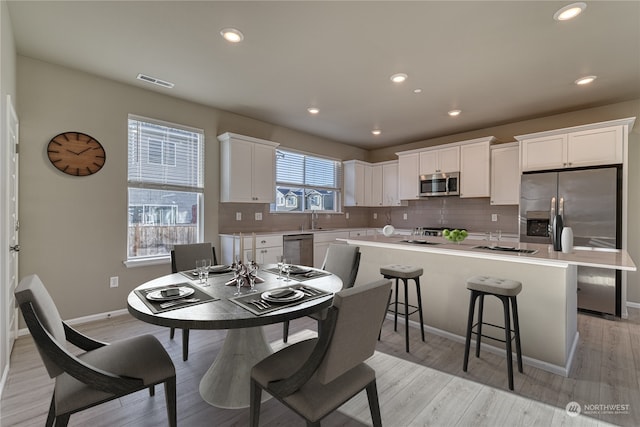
[340,234,637,271]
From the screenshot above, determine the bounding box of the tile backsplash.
[218,198,518,234]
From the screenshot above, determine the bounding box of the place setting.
[263,257,331,282]
[229,283,332,316]
[133,282,219,314]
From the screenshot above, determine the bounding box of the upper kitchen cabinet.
[517,118,636,172]
[218,133,279,203]
[397,152,420,200]
[459,137,494,198]
[382,161,403,206]
[344,160,370,206]
[490,142,520,205]
[419,146,460,175]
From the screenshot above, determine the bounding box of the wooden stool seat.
[463,275,523,390]
[380,264,425,352]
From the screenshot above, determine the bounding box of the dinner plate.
[288,266,311,275]
[261,289,305,303]
[210,264,232,273]
[146,286,195,301]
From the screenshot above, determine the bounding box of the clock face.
[47,132,106,176]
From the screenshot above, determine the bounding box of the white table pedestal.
[199,326,273,408]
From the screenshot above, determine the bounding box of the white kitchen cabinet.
[460,139,491,198]
[490,143,520,205]
[370,164,383,206]
[313,231,349,268]
[344,160,369,206]
[397,152,420,200]
[419,146,460,175]
[218,133,279,203]
[518,123,626,172]
[382,161,401,206]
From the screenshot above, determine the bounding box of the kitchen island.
[340,234,636,376]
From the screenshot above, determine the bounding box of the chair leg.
[56,414,71,427]
[283,320,290,343]
[502,296,514,391]
[366,379,383,427]
[378,288,393,340]
[149,385,155,396]
[250,379,262,427]
[46,395,56,427]
[414,277,425,342]
[169,327,175,339]
[165,376,177,427]
[511,296,524,373]
[182,329,190,361]
[463,291,478,372]
[403,278,410,352]
[475,294,484,358]
[393,278,399,332]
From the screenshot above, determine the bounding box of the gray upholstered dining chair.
[282,244,360,343]
[169,242,218,361]
[15,274,177,427]
[250,278,391,427]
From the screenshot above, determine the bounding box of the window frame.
[125,115,204,266]
[271,148,342,214]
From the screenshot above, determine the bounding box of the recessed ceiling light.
[372,129,382,136]
[448,109,461,117]
[307,107,320,114]
[220,28,244,43]
[390,73,408,83]
[575,75,597,85]
[553,2,586,21]
[413,88,423,94]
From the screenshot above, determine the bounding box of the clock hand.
[78,147,93,155]
[66,149,80,155]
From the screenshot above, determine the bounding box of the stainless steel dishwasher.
[283,233,314,266]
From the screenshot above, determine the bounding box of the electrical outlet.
[373,213,378,220]
[491,213,498,222]
[345,212,350,219]
[403,213,408,220]
[255,212,262,221]
[110,276,118,288]
[236,212,242,221]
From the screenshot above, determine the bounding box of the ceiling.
[7,1,640,149]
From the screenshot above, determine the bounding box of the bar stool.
[380,264,425,352]
[463,275,523,390]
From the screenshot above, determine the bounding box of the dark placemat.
[179,267,233,281]
[229,283,332,316]
[263,267,330,282]
[134,282,219,314]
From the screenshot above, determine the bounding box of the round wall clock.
[47,131,106,176]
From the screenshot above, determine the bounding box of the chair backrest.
[171,242,218,273]
[14,274,66,377]
[315,279,391,384]
[321,244,360,289]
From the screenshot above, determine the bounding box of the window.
[127,115,204,260]
[272,149,342,213]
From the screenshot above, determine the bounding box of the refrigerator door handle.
[559,197,564,217]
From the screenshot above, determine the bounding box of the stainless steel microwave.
[419,172,460,197]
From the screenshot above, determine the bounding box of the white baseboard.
[0,363,8,402]
[17,308,130,337]
[626,301,640,310]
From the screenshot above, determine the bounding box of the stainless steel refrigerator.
[519,166,622,316]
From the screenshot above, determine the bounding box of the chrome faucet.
[311,210,319,230]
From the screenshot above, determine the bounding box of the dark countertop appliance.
[519,166,622,317]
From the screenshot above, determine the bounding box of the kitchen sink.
[401,239,442,245]
[472,245,538,255]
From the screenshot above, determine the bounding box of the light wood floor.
[2,308,639,426]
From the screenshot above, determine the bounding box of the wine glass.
[277,256,286,280]
[201,258,212,286]
[283,263,292,282]
[195,259,205,284]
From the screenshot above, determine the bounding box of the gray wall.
[16,56,367,320]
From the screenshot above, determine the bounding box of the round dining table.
[127,265,342,409]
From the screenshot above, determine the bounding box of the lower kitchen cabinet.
[220,233,283,265]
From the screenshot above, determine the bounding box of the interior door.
[4,95,19,365]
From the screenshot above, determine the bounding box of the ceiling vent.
[136,73,174,89]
